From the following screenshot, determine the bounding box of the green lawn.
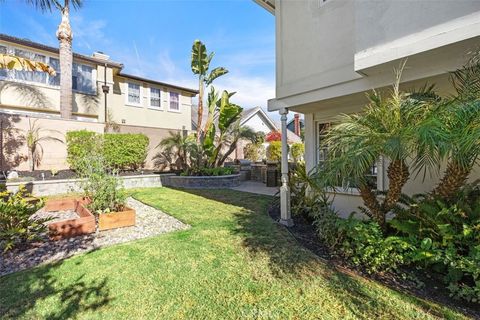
[0,188,469,319]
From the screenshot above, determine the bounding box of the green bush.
[76,153,126,214]
[180,166,235,176]
[0,186,47,252]
[390,184,480,302]
[266,141,282,162]
[104,133,149,170]
[67,131,149,171]
[66,130,100,170]
[290,143,304,163]
[244,143,265,162]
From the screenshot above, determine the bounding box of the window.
[150,87,161,108]
[72,63,94,94]
[316,122,378,190]
[48,57,60,86]
[127,83,141,105]
[13,48,47,84]
[0,45,7,78]
[169,92,179,111]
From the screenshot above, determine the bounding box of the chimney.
[92,51,110,61]
[294,113,300,136]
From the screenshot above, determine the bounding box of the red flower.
[265,131,282,142]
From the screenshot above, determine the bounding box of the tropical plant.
[427,55,480,199]
[214,123,256,167]
[0,186,47,252]
[25,0,83,119]
[157,131,196,171]
[25,118,63,171]
[0,53,56,75]
[191,40,228,142]
[321,65,437,230]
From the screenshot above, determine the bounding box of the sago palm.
[25,0,83,119]
[322,67,436,229]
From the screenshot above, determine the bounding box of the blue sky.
[0,0,277,117]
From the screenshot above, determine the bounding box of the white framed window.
[13,48,47,84]
[169,91,179,111]
[316,121,379,190]
[127,83,142,106]
[0,45,7,78]
[149,87,162,109]
[48,57,60,86]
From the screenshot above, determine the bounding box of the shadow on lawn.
[0,253,112,319]
[177,188,465,319]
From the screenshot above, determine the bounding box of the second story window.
[13,48,47,84]
[150,88,161,108]
[0,45,7,78]
[169,92,179,111]
[127,83,141,105]
[48,58,60,86]
[72,63,94,94]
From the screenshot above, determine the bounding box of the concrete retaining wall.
[161,174,240,189]
[6,174,173,196]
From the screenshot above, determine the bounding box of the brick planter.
[98,207,136,231]
[46,198,95,240]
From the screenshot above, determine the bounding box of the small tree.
[25,118,63,172]
[290,143,305,164]
[266,141,282,162]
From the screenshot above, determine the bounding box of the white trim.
[148,86,163,110]
[354,11,480,71]
[240,107,278,131]
[125,82,143,107]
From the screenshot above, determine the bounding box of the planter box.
[98,207,136,231]
[47,199,95,240]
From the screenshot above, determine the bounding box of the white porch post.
[279,107,293,226]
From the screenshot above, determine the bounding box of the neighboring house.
[286,113,303,139]
[0,33,197,130]
[255,0,480,221]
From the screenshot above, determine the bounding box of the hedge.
[66,131,149,171]
[104,133,149,170]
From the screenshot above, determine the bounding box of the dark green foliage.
[66,130,100,170]
[0,186,47,252]
[390,184,480,302]
[103,133,149,170]
[180,166,235,176]
[66,131,149,171]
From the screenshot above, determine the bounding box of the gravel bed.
[32,209,79,224]
[0,197,190,276]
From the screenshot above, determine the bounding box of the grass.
[0,188,470,319]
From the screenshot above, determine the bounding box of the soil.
[267,204,480,319]
[10,169,164,182]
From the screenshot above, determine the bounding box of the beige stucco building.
[255,0,480,219]
[0,34,197,130]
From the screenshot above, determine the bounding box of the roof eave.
[253,0,275,15]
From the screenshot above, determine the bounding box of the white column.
[279,107,293,226]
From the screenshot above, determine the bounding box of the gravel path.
[0,197,190,276]
[32,209,79,224]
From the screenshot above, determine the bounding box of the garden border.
[161,174,241,189]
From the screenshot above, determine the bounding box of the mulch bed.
[11,169,163,182]
[267,204,480,319]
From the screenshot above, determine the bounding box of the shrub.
[244,143,265,162]
[266,141,282,162]
[180,166,235,176]
[265,131,281,142]
[76,153,126,214]
[390,184,480,302]
[104,133,149,170]
[290,143,304,163]
[66,130,100,170]
[0,186,47,252]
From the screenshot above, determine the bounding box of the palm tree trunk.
[56,1,73,119]
[196,79,204,143]
[433,161,471,199]
[382,159,409,213]
[358,184,385,229]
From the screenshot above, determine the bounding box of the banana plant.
[191,40,228,143]
[0,54,56,75]
[203,90,243,168]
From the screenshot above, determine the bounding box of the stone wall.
[161,174,240,189]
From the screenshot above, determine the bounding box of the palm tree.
[321,67,436,229]
[191,40,228,143]
[25,0,83,119]
[215,123,256,167]
[429,56,480,199]
[157,131,195,171]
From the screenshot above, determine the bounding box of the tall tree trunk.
[56,2,73,119]
[433,161,471,200]
[359,184,385,229]
[382,159,409,213]
[196,78,204,143]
